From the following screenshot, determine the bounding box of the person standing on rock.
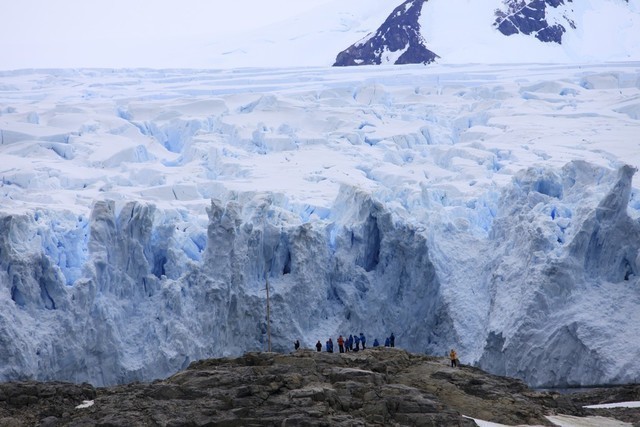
[373,338,380,347]
[353,334,360,351]
[390,332,395,348]
[337,335,345,353]
[294,340,300,350]
[359,333,366,350]
[348,334,353,351]
[450,349,458,367]
[316,340,322,352]
[328,338,334,353]
[384,337,390,347]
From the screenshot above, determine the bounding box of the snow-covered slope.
[1,0,638,69]
[201,0,396,69]
[207,0,640,68]
[1,63,639,387]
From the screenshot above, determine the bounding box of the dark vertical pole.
[266,276,271,352]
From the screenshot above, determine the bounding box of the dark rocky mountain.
[334,0,438,66]
[1,348,639,426]
[494,0,576,43]
[334,0,633,65]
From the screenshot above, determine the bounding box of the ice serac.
[494,0,576,43]
[1,67,639,389]
[478,163,640,387]
[200,188,452,360]
[333,0,438,66]
[1,163,639,387]
[0,186,454,386]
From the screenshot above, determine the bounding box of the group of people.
[295,332,396,353]
[295,337,461,367]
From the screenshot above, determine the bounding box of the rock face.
[1,348,639,426]
[494,0,576,43]
[334,0,438,66]
[0,382,95,427]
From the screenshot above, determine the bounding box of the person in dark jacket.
[326,338,334,353]
[316,340,322,352]
[348,334,353,351]
[390,332,395,348]
[294,340,300,350]
[373,338,380,347]
[384,337,390,347]
[354,334,360,351]
[359,333,366,350]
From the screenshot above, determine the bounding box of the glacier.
[1,63,639,388]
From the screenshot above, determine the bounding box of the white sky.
[0,0,334,69]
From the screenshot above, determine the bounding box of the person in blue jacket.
[353,334,360,351]
[326,338,334,353]
[384,337,390,347]
[373,338,380,347]
[348,334,353,351]
[359,333,366,350]
[390,332,395,348]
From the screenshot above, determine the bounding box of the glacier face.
[1,64,639,387]
[478,163,640,386]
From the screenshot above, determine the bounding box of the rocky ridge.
[334,0,437,66]
[494,0,576,43]
[1,348,639,426]
[334,0,635,66]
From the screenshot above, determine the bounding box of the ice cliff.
[2,160,637,387]
[478,163,640,386]
[1,65,639,387]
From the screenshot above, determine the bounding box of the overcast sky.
[0,0,334,69]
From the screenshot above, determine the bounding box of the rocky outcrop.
[0,382,95,426]
[494,0,576,43]
[1,348,638,426]
[334,0,636,66]
[334,0,438,66]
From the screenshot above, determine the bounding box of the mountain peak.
[334,0,438,66]
[331,0,638,67]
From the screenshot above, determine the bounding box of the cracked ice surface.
[0,63,639,386]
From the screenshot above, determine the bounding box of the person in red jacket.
[337,335,345,353]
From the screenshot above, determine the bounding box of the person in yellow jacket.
[449,349,458,367]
